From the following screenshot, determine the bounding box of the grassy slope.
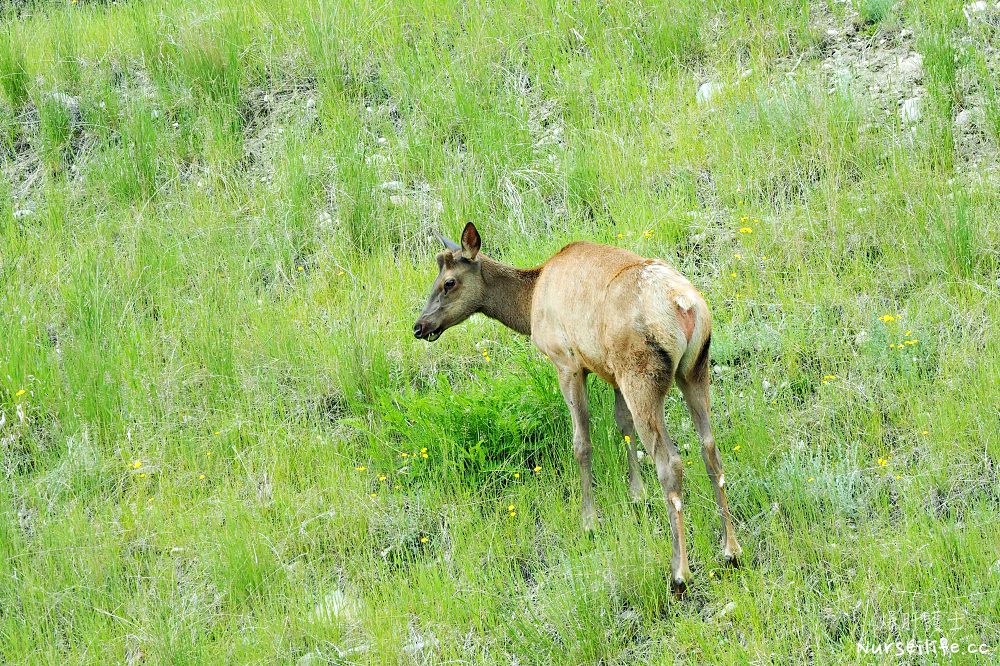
[1,0,999,663]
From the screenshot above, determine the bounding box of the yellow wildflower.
[379,475,387,481]
[534,465,542,473]
[199,474,206,480]
[420,537,428,543]
[905,330,912,337]
[808,477,815,482]
[133,460,142,469]
[370,493,377,498]
[508,504,515,511]
[643,230,653,239]
[297,266,303,272]
[509,511,517,517]
[421,447,427,453]
[513,472,520,479]
[733,445,741,452]
[730,272,737,278]
[15,389,26,397]
[738,227,753,234]
[355,465,366,471]
[734,253,742,260]
[740,216,749,222]
[401,452,409,458]
[617,233,624,240]
[421,453,428,459]
[338,270,345,276]
[921,430,929,435]
[624,435,631,444]
[879,315,896,323]
[139,473,146,478]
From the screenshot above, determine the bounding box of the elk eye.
[443,278,457,291]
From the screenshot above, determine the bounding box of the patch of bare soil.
[811,2,1000,178]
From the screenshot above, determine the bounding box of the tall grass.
[0,26,29,109]
[0,0,998,663]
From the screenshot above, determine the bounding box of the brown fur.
[415,224,742,590]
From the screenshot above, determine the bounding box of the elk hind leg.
[677,370,742,565]
[620,378,691,591]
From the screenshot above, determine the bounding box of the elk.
[413,223,742,590]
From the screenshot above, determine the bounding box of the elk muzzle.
[413,319,443,342]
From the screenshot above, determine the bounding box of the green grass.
[1,0,999,663]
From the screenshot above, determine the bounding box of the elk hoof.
[723,541,743,567]
[671,565,692,597]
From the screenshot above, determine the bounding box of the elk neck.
[477,255,540,336]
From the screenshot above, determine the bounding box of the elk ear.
[460,222,481,260]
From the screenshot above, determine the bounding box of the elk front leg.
[558,369,596,532]
[614,388,646,503]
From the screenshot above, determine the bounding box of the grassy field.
[2,0,999,663]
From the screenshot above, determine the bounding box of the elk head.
[413,223,485,342]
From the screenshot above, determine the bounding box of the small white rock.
[13,209,33,219]
[379,180,404,191]
[964,1,990,23]
[715,601,737,620]
[305,97,316,109]
[403,634,439,656]
[696,81,723,105]
[313,589,359,624]
[955,109,972,127]
[901,97,921,123]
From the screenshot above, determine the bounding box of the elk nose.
[413,321,424,338]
